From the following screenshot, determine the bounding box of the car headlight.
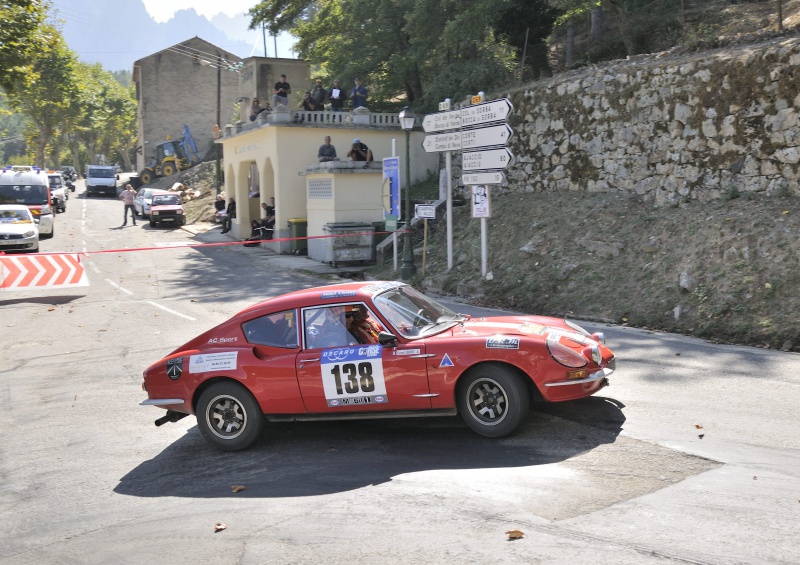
[152,210,159,216]
[41,204,52,214]
[583,345,603,365]
[547,340,587,368]
[22,230,35,237]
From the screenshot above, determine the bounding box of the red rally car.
[141,281,616,451]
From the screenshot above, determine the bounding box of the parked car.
[149,193,186,227]
[133,188,172,218]
[140,281,616,451]
[0,204,39,253]
[47,173,68,213]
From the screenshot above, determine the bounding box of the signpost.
[462,148,514,171]
[421,109,462,133]
[422,132,461,153]
[423,124,513,153]
[460,99,513,127]
[414,204,436,276]
[462,172,505,185]
[421,96,514,279]
[460,124,513,149]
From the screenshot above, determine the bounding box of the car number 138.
[321,346,388,407]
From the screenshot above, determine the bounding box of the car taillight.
[547,340,587,368]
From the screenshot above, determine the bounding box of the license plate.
[162,218,174,222]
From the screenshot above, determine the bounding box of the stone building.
[133,38,313,176]
[132,37,242,173]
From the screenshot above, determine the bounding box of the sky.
[141,0,258,23]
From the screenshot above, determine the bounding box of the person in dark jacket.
[221,198,236,233]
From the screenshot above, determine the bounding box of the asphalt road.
[1,182,798,564]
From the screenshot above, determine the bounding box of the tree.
[249,0,520,112]
[5,29,79,167]
[65,63,136,171]
[0,0,53,95]
[493,0,561,78]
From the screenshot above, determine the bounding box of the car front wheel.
[196,381,265,451]
[457,365,529,438]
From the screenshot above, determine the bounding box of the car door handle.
[299,357,319,368]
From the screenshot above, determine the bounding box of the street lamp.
[398,106,417,280]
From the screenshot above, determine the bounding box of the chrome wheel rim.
[466,378,508,426]
[205,394,247,440]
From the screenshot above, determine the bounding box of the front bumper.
[0,234,38,251]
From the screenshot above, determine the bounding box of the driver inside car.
[305,306,352,349]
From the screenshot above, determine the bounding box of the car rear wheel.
[161,162,176,177]
[457,365,529,438]
[196,381,265,451]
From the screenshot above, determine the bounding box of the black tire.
[457,365,530,438]
[161,162,176,177]
[149,219,155,227]
[139,170,153,185]
[196,381,265,451]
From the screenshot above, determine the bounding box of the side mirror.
[378,331,398,347]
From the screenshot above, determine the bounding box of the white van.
[85,165,119,197]
[0,165,55,238]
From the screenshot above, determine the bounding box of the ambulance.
[0,165,55,238]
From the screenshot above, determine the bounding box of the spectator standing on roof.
[299,90,318,111]
[273,74,291,107]
[328,79,346,112]
[119,183,137,226]
[318,136,339,162]
[311,79,327,108]
[350,78,368,109]
[347,138,373,162]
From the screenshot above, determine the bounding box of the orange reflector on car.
[566,369,588,380]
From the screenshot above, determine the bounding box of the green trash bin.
[288,218,307,255]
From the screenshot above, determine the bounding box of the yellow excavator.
[138,125,201,184]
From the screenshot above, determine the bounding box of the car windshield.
[373,285,462,338]
[49,176,63,187]
[88,168,115,178]
[0,209,32,223]
[152,195,180,205]
[0,185,49,205]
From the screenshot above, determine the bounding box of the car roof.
[236,281,406,317]
[0,166,48,185]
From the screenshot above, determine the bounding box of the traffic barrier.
[0,231,395,292]
[0,253,87,292]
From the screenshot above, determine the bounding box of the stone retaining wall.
[498,36,800,204]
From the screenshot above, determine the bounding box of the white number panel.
[320,345,388,407]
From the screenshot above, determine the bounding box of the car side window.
[243,309,298,348]
[303,306,357,349]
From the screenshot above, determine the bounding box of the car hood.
[0,222,37,235]
[452,315,599,347]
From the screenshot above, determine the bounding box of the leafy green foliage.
[248,0,558,112]
[0,0,53,94]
